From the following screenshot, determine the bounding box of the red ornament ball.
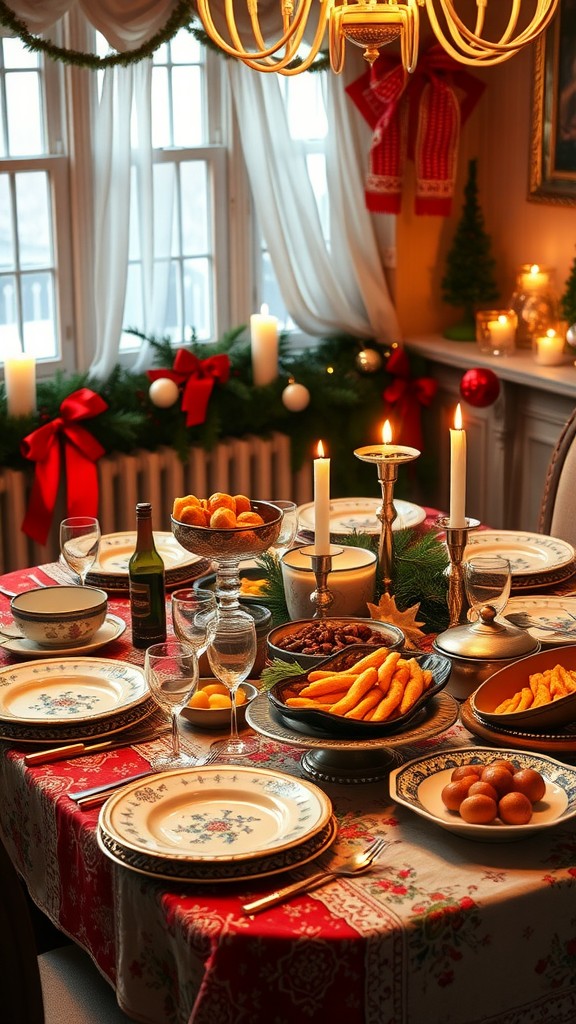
[460,368,500,408]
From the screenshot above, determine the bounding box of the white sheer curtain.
[228,60,401,345]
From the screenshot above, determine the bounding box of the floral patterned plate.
[464,531,575,588]
[389,747,576,842]
[99,765,333,863]
[85,532,211,591]
[0,657,148,725]
[296,497,426,538]
[503,596,576,645]
[97,815,338,884]
[0,614,126,659]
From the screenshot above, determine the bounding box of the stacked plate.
[296,497,426,541]
[97,765,336,883]
[85,531,211,591]
[464,531,575,590]
[0,657,154,743]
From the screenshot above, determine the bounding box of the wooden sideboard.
[406,337,576,533]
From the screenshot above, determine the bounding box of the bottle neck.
[136,514,154,550]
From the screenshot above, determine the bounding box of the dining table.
[2,512,576,1024]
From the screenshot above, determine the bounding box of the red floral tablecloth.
[1,557,576,1024]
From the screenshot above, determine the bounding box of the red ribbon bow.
[20,388,107,546]
[346,45,485,216]
[147,349,230,427]
[383,348,437,451]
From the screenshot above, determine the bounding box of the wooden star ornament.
[367,594,426,649]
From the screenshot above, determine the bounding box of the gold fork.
[242,835,388,915]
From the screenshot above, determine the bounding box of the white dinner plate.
[503,596,576,646]
[296,497,426,537]
[0,614,126,659]
[98,815,338,884]
[100,765,332,863]
[389,747,576,842]
[464,531,575,586]
[86,531,210,590]
[0,657,148,725]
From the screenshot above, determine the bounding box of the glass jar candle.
[509,264,559,348]
[475,309,517,356]
[532,328,566,366]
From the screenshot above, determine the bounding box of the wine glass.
[464,555,512,620]
[171,588,219,658]
[59,517,101,585]
[268,500,299,557]
[207,612,258,757]
[144,640,199,770]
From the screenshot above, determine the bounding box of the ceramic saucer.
[0,614,126,658]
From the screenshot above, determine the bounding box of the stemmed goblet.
[464,555,512,621]
[268,500,299,557]
[59,517,101,585]
[144,640,199,770]
[171,588,219,659]
[207,612,258,757]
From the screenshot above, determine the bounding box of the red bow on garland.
[147,349,230,427]
[20,388,108,546]
[346,45,485,216]
[383,348,437,451]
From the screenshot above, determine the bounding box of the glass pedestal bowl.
[171,500,282,619]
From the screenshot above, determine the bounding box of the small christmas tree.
[560,247,576,327]
[441,159,499,340]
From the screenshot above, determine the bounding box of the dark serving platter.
[267,645,451,739]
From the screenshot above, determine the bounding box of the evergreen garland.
[560,246,576,326]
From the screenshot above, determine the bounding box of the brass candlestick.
[298,544,343,618]
[354,443,420,595]
[436,515,481,626]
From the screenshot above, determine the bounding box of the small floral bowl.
[10,586,108,648]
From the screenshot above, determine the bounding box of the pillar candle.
[487,314,515,353]
[449,404,467,528]
[4,354,37,418]
[534,329,565,366]
[250,304,278,387]
[313,440,331,555]
[519,264,549,293]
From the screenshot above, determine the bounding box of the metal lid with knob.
[434,604,540,661]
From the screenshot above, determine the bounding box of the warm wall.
[395,41,576,338]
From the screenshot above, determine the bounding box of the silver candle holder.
[354,442,420,595]
[436,515,481,626]
[298,544,343,618]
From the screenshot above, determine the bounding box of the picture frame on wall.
[529,0,576,205]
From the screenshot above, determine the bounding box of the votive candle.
[250,304,278,387]
[519,264,549,293]
[449,403,467,528]
[534,329,565,366]
[4,354,37,418]
[313,440,331,555]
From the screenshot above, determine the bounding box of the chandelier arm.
[403,1,420,74]
[228,0,311,61]
[196,0,314,61]
[428,0,559,55]
[329,6,346,73]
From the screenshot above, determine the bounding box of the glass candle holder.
[532,328,566,366]
[475,309,517,356]
[508,264,559,348]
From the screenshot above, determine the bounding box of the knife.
[70,770,156,807]
[24,727,170,767]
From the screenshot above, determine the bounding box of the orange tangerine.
[201,683,229,697]
[181,505,210,527]
[208,492,236,513]
[236,511,264,526]
[235,689,247,706]
[173,494,201,519]
[234,494,252,514]
[210,507,237,529]
[188,690,210,709]
[208,693,232,709]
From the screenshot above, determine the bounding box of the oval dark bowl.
[267,646,452,739]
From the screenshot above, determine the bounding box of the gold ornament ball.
[149,377,180,408]
[282,382,310,412]
[356,348,383,373]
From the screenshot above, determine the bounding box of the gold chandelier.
[195,0,559,75]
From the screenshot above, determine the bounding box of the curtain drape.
[228,60,400,344]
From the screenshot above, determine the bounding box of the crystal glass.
[207,612,258,757]
[464,555,512,620]
[171,588,219,657]
[59,517,101,585]
[268,500,299,556]
[144,640,199,770]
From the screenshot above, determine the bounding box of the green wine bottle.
[129,502,167,649]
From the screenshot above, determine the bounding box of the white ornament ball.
[566,323,576,349]
[149,377,180,408]
[282,382,310,412]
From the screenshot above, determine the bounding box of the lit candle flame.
[316,439,326,458]
[260,303,269,315]
[530,264,540,275]
[546,328,557,338]
[382,420,393,444]
[454,404,463,430]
